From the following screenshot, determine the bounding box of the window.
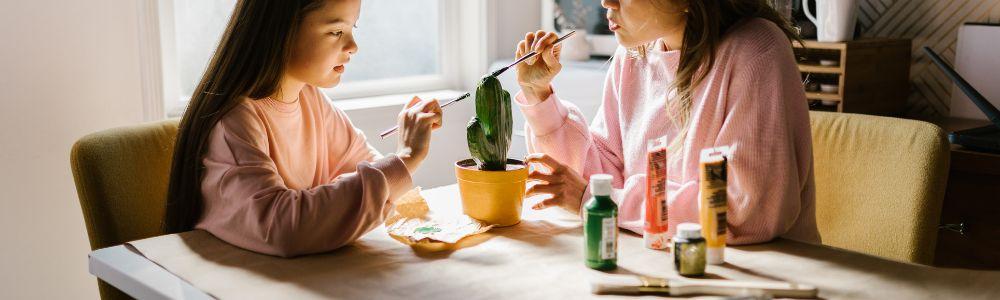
[171,0,235,99]
[157,0,461,115]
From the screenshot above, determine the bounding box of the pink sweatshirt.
[517,18,820,244]
[196,86,413,257]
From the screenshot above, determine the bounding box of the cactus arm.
[466,117,484,166]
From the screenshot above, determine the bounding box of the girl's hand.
[515,30,563,105]
[396,96,442,174]
[525,153,587,214]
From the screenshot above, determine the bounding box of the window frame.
[138,0,482,120]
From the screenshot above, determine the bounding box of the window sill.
[165,89,467,118]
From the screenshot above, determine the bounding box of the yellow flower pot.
[455,159,528,227]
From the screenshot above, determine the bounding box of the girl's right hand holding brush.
[396,96,442,174]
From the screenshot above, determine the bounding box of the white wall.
[0,1,145,299]
[493,0,543,60]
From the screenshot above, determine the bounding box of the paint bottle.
[673,222,707,277]
[585,174,618,270]
[644,138,669,249]
[699,147,729,265]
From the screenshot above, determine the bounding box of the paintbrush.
[378,30,577,139]
[591,274,818,299]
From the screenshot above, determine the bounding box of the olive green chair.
[809,111,950,264]
[70,119,179,300]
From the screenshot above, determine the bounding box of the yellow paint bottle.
[699,147,729,265]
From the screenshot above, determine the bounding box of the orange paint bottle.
[644,138,669,249]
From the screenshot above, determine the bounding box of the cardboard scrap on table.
[385,187,493,248]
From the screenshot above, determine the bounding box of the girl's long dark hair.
[164,0,324,233]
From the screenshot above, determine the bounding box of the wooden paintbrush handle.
[671,278,818,299]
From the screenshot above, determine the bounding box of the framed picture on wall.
[541,0,618,58]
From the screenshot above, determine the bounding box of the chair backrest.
[71,119,179,300]
[71,119,178,250]
[809,111,950,264]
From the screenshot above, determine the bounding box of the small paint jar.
[673,223,706,277]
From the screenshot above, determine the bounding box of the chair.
[809,111,950,264]
[70,120,179,299]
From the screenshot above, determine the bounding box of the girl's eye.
[329,31,344,37]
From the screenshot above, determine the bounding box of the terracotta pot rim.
[455,158,526,172]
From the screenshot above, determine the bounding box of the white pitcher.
[804,0,859,42]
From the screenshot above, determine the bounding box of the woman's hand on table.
[525,153,587,214]
[396,96,442,174]
[515,30,562,105]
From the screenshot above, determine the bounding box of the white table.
[90,185,1000,299]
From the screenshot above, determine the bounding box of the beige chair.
[71,120,179,300]
[809,111,950,264]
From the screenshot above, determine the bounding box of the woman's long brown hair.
[653,0,800,155]
[164,0,324,233]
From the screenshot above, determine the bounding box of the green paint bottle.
[584,174,618,270]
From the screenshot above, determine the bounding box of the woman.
[517,0,820,244]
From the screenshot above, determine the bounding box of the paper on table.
[385,187,493,247]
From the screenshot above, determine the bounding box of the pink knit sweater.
[196,86,413,257]
[516,18,820,244]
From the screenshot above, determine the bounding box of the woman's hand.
[525,153,587,214]
[515,30,563,105]
[396,96,442,174]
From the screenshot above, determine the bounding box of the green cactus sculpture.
[466,76,513,171]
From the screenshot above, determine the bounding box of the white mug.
[560,30,591,61]
[804,0,859,42]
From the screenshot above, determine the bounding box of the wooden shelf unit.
[793,38,911,115]
[932,118,1000,270]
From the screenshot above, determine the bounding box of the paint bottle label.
[601,216,618,260]
[703,158,727,237]
[699,146,730,265]
[644,138,669,249]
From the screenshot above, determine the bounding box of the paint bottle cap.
[676,223,702,239]
[643,231,670,249]
[590,174,614,196]
[707,247,725,265]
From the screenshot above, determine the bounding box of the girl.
[517,0,820,244]
[164,0,443,257]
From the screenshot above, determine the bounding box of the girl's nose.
[601,0,619,10]
[345,36,358,55]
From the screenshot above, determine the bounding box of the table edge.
[89,245,213,300]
